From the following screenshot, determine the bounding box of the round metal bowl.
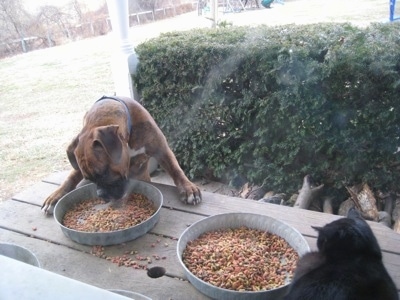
[109,289,152,300]
[54,180,163,246]
[0,243,41,267]
[177,213,310,300]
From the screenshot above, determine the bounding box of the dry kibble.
[182,226,299,292]
[62,193,156,232]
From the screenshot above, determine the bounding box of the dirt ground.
[0,0,394,201]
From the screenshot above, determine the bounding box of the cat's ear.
[312,226,323,232]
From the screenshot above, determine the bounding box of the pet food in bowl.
[177,213,310,300]
[182,226,299,292]
[54,180,163,246]
[62,193,156,232]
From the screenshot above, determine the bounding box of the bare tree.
[71,0,83,22]
[0,0,32,51]
[66,0,108,38]
[37,5,73,40]
[129,0,157,13]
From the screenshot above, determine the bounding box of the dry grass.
[0,0,392,201]
[0,36,115,201]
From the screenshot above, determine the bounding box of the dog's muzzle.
[96,180,128,201]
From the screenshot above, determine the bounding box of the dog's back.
[284,209,398,300]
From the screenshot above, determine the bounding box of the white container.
[0,243,40,267]
[109,289,152,300]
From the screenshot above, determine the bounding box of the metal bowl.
[109,289,152,300]
[54,180,163,246]
[0,243,41,267]
[177,213,310,300]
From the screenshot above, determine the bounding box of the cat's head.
[312,208,381,261]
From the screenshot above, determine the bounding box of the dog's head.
[67,125,130,200]
[312,208,382,261]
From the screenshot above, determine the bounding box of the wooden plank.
[3,188,400,294]
[28,171,400,245]
[0,229,209,300]
[26,172,349,235]
[2,199,396,286]
[153,208,204,237]
[13,179,340,239]
[0,199,96,251]
[42,170,70,185]
[0,200,201,247]
[383,251,400,290]
[1,199,311,253]
[11,178,400,254]
[0,199,206,279]
[11,181,59,207]
[2,218,398,294]
[150,183,400,254]
[0,200,313,279]
[9,173,400,290]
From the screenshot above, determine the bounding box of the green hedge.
[133,22,400,201]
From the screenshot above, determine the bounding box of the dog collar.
[95,95,132,137]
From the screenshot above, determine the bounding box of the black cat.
[284,208,398,300]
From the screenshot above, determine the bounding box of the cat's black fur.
[284,208,398,300]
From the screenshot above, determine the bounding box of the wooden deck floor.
[1,171,399,299]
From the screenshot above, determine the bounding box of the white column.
[106,0,139,99]
[210,0,218,28]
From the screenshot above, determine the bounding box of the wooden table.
[1,171,399,299]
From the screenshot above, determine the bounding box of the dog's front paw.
[179,182,202,205]
[42,204,55,215]
[41,190,65,215]
[41,199,56,215]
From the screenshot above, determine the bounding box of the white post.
[210,0,218,28]
[106,0,139,99]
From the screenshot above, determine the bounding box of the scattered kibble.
[182,226,299,292]
[90,245,166,270]
[62,193,156,232]
[87,235,177,271]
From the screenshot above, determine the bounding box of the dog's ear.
[66,135,80,170]
[93,125,123,164]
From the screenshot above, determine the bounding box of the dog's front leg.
[128,153,152,182]
[41,169,83,214]
[157,148,202,205]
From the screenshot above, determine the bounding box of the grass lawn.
[0,36,115,201]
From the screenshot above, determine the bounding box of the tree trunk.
[239,183,265,200]
[378,211,391,228]
[383,194,394,216]
[294,175,324,209]
[322,196,334,214]
[392,198,400,233]
[346,183,379,221]
[338,198,355,216]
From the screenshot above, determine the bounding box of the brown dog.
[42,96,201,214]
